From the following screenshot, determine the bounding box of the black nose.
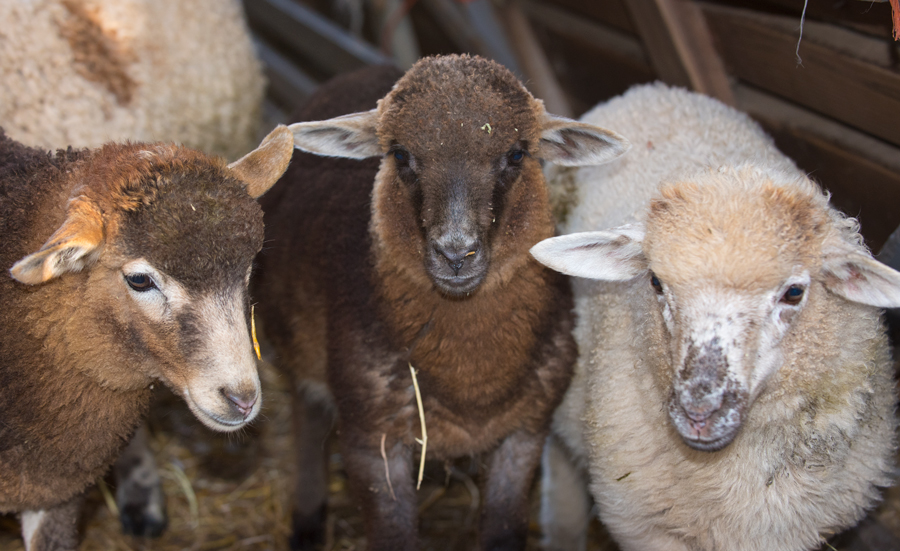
[435,244,477,275]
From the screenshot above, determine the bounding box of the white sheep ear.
[821,249,900,308]
[228,125,295,199]
[10,199,104,285]
[530,225,647,280]
[538,112,630,167]
[288,109,381,159]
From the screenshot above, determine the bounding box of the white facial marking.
[658,268,813,449]
[181,289,261,432]
[121,259,189,321]
[21,510,46,551]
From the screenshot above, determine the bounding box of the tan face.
[115,258,261,431]
[647,269,811,451]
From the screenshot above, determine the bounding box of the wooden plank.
[522,14,655,114]
[707,0,897,38]
[519,0,648,66]
[253,38,320,114]
[624,0,734,104]
[703,3,900,147]
[242,0,390,77]
[419,0,494,57]
[624,0,693,88]
[735,84,900,251]
[502,1,573,117]
[541,0,636,34]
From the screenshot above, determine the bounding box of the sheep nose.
[435,244,478,275]
[222,388,258,418]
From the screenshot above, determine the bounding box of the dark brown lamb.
[0,126,293,551]
[253,55,629,551]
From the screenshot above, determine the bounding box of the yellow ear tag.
[251,305,262,361]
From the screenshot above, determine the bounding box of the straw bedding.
[0,360,896,550]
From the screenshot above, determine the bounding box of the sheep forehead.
[645,171,828,292]
[378,55,541,156]
[111,164,264,291]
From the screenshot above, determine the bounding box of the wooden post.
[624,0,734,105]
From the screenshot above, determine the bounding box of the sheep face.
[530,167,900,451]
[289,55,629,297]
[10,126,294,432]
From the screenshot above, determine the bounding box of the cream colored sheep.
[0,0,263,160]
[531,83,900,551]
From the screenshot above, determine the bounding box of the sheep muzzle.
[668,343,748,452]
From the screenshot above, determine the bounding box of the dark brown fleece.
[254,56,576,549]
[0,129,264,512]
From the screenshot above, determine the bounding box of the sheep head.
[9,125,293,432]
[531,166,900,452]
[288,55,629,297]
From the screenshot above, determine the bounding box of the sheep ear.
[288,109,381,159]
[10,199,104,285]
[821,249,900,308]
[530,225,647,280]
[539,112,630,167]
[228,125,295,198]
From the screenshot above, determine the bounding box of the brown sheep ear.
[10,199,105,285]
[228,125,295,199]
[539,112,630,167]
[288,109,381,159]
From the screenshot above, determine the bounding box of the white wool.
[541,83,897,551]
[0,0,264,160]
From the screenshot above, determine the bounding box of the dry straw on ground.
[1,359,898,550]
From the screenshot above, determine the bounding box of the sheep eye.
[650,272,663,294]
[780,284,805,305]
[508,150,525,164]
[392,149,408,164]
[125,273,156,292]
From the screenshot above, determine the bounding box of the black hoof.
[289,504,327,551]
[120,503,168,538]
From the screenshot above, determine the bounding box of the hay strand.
[409,363,427,490]
[164,461,199,526]
[251,305,262,360]
[380,433,397,501]
[96,477,119,518]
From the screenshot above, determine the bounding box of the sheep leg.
[289,381,336,551]
[341,432,418,551]
[113,423,167,537]
[479,428,545,551]
[539,432,591,551]
[21,493,83,551]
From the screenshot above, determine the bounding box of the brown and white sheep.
[0,125,294,551]
[531,83,900,551]
[251,56,629,550]
[0,0,264,160]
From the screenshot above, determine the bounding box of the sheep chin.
[181,387,257,433]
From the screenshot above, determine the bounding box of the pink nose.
[222,389,258,418]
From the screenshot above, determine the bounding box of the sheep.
[0,0,264,161]
[0,125,294,551]
[2,0,265,535]
[530,82,900,551]
[250,55,629,550]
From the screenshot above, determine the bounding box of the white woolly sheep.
[0,0,264,160]
[0,125,294,551]
[530,83,900,551]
